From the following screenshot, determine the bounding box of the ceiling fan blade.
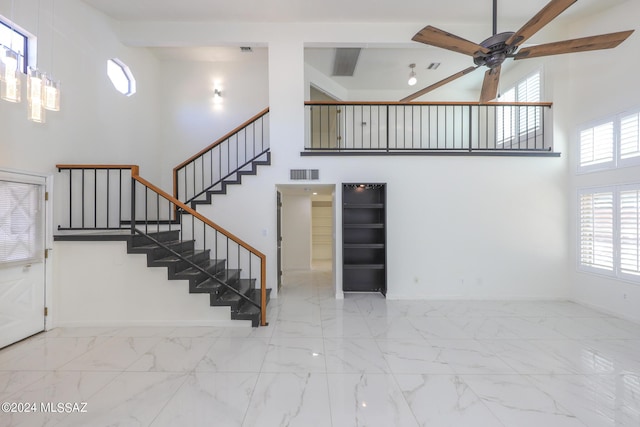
[480,66,501,103]
[514,30,634,60]
[400,66,478,102]
[412,26,490,57]
[506,0,576,47]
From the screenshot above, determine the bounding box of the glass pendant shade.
[27,67,45,123]
[1,48,21,103]
[43,75,60,111]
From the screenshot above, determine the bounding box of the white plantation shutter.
[0,180,44,264]
[497,71,540,144]
[497,88,515,143]
[620,112,640,162]
[579,190,614,272]
[619,188,640,277]
[517,72,540,134]
[579,122,614,169]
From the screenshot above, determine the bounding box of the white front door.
[0,171,47,349]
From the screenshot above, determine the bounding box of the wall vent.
[290,169,319,180]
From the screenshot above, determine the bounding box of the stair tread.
[133,239,192,251]
[155,249,209,263]
[216,279,252,303]
[175,259,226,276]
[215,268,241,281]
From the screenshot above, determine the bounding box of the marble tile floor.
[1,267,640,426]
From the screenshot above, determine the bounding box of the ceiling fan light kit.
[402,0,634,103]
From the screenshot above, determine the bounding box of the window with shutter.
[620,111,640,165]
[619,187,640,278]
[496,71,541,146]
[0,180,44,265]
[579,190,614,273]
[579,121,614,171]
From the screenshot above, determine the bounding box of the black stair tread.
[244,287,271,305]
[214,269,241,283]
[174,259,226,276]
[215,279,252,304]
[194,278,224,292]
[233,288,272,326]
[154,249,209,263]
[133,239,192,251]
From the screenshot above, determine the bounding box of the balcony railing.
[304,101,555,156]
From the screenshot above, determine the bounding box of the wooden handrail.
[304,101,553,107]
[57,164,138,170]
[173,107,270,173]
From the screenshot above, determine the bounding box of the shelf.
[344,223,384,229]
[343,203,384,209]
[343,264,385,269]
[344,243,385,249]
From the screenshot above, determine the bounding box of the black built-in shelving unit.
[342,183,386,295]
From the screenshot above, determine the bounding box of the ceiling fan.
[401,0,634,103]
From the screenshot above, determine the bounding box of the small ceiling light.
[407,63,417,86]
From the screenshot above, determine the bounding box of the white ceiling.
[82,0,633,96]
[82,0,626,24]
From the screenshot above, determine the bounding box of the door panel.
[0,263,45,348]
[0,172,46,349]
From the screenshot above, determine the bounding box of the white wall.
[281,194,312,270]
[156,50,269,192]
[562,1,640,322]
[52,241,243,326]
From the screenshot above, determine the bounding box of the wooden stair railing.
[56,164,268,326]
[173,108,270,205]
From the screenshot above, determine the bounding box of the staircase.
[189,151,271,209]
[128,230,270,326]
[55,108,272,327]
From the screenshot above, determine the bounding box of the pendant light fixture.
[0,47,21,102]
[27,67,45,123]
[43,0,60,111]
[26,0,45,122]
[407,63,417,86]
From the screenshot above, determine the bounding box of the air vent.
[427,62,441,70]
[240,47,253,53]
[290,169,319,180]
[332,48,361,76]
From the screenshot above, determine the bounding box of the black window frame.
[0,18,29,73]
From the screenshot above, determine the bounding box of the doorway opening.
[276,184,336,296]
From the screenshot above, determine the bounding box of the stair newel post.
[260,254,267,326]
[130,166,139,235]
